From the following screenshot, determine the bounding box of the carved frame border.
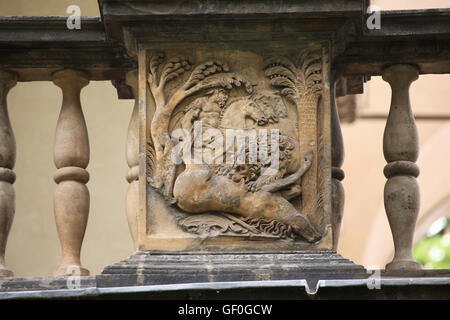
[136,42,333,252]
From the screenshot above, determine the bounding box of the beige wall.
[7,81,133,277]
[338,75,450,267]
[370,0,450,10]
[1,1,135,278]
[0,0,100,16]
[1,1,450,276]
[339,0,450,268]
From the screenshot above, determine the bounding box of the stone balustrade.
[331,79,345,251]
[125,70,139,251]
[0,71,17,278]
[0,63,432,276]
[0,66,141,278]
[52,69,91,276]
[382,64,422,272]
[0,2,448,282]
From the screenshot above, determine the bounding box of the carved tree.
[263,52,322,106]
[147,52,253,200]
[263,52,322,155]
[263,51,323,229]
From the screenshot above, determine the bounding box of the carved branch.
[183,60,230,90]
[263,57,298,103]
[148,52,165,86]
[263,51,322,105]
[148,54,254,198]
[297,51,322,100]
[147,52,166,108]
[159,56,192,89]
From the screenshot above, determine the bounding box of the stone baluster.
[331,80,345,251]
[0,71,17,278]
[52,70,90,276]
[382,64,421,272]
[125,70,139,250]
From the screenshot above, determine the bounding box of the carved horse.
[172,91,321,242]
[173,149,321,242]
[220,97,268,129]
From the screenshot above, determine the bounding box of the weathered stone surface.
[125,70,140,251]
[0,276,95,292]
[382,65,422,272]
[1,270,450,299]
[330,81,345,250]
[2,0,450,291]
[99,251,367,289]
[52,70,91,277]
[136,45,333,252]
[0,70,17,278]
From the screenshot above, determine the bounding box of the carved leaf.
[263,56,298,102]
[161,56,193,84]
[268,76,295,90]
[146,139,156,177]
[180,214,249,237]
[300,52,319,72]
[184,60,230,90]
[187,72,253,95]
[305,62,322,77]
[280,88,296,103]
[263,56,296,74]
[148,52,165,83]
[297,51,322,97]
[264,52,322,101]
[179,213,296,239]
[264,65,296,83]
[242,217,296,239]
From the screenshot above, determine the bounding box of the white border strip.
[0,277,449,299]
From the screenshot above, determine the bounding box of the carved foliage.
[147,52,253,199]
[180,213,296,240]
[263,51,322,105]
[146,50,324,243]
[214,133,296,192]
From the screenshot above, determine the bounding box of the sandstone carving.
[146,51,324,243]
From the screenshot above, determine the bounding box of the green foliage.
[413,217,450,269]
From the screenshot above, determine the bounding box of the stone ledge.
[98,251,367,289]
[1,253,449,299]
[0,276,449,300]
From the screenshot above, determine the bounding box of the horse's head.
[220,96,269,129]
[242,100,268,126]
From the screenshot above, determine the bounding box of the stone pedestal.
[98,0,366,284]
[99,251,366,289]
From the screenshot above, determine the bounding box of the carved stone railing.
[331,79,345,250]
[0,1,449,281]
[124,70,139,250]
[0,14,135,278]
[382,65,421,272]
[52,69,91,276]
[0,71,17,278]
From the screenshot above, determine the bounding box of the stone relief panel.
[143,47,330,250]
